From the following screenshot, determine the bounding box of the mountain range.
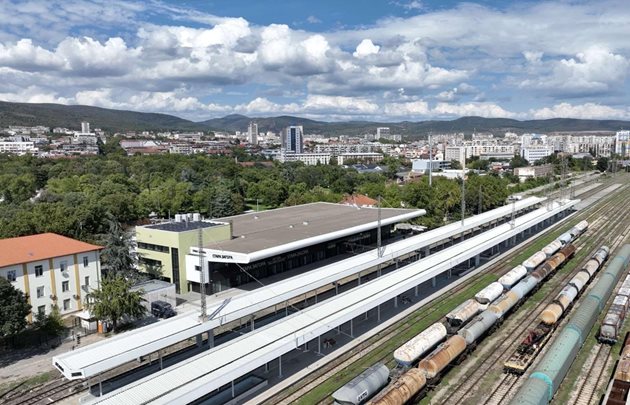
[1,101,628,137]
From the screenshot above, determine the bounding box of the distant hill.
[0,101,207,132]
[0,101,628,136]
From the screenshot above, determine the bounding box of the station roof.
[53,197,544,381]
[0,233,102,268]
[211,202,421,254]
[88,199,577,405]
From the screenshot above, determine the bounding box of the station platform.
[85,199,576,405]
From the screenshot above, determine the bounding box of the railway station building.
[182,203,425,294]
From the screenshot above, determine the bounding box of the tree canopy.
[86,276,146,332]
[0,277,32,336]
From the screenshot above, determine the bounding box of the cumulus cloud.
[521,46,629,96]
[529,103,630,120]
[353,39,380,58]
[433,102,517,118]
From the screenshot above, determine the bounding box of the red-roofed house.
[339,194,379,208]
[0,233,102,321]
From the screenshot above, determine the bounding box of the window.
[195,265,201,271]
[6,270,16,282]
[83,256,89,267]
[84,276,90,286]
[62,281,69,292]
[35,265,43,277]
[36,286,45,298]
[37,305,45,316]
[63,299,71,311]
[60,261,67,272]
[137,242,169,253]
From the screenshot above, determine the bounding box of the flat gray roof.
[145,221,221,232]
[207,202,421,255]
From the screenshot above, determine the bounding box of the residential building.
[336,152,383,165]
[247,122,258,145]
[81,122,90,134]
[376,127,390,140]
[283,126,304,154]
[0,233,102,320]
[521,145,554,163]
[411,159,450,172]
[340,194,378,208]
[279,152,331,165]
[615,130,630,158]
[0,140,38,155]
[445,146,466,168]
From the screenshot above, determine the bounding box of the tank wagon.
[498,265,528,289]
[542,240,563,258]
[458,311,499,345]
[506,246,609,374]
[599,274,630,344]
[523,251,547,271]
[474,282,503,304]
[603,333,630,405]
[333,363,390,405]
[509,244,630,405]
[367,368,426,405]
[394,322,447,367]
[445,299,483,330]
[417,335,467,380]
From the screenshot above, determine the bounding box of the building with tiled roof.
[0,233,102,321]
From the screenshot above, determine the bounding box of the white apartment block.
[337,152,384,165]
[0,141,38,155]
[0,233,102,321]
[445,146,466,168]
[521,145,554,163]
[279,152,331,165]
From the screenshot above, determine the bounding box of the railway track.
[571,343,612,405]
[433,182,630,405]
[0,378,85,405]
[262,180,621,405]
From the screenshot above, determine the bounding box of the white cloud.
[303,95,379,114]
[0,39,63,71]
[384,100,430,116]
[306,16,322,24]
[529,103,629,120]
[353,39,380,58]
[433,102,517,118]
[521,46,629,96]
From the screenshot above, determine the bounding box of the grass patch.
[292,274,497,405]
[0,372,54,397]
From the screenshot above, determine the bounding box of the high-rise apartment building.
[247,122,258,145]
[81,122,90,134]
[284,126,304,154]
[376,127,390,140]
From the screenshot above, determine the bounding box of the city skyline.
[0,0,629,121]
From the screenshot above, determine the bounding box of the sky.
[0,0,629,122]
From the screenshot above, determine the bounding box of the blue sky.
[0,0,629,122]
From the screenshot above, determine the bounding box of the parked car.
[151,300,176,319]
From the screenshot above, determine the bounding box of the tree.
[100,217,139,279]
[596,157,609,172]
[86,276,146,332]
[0,277,32,336]
[34,305,65,337]
[450,159,462,170]
[509,154,529,169]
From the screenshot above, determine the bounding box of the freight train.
[603,333,630,405]
[332,221,588,405]
[599,274,630,344]
[504,246,609,374]
[509,244,630,405]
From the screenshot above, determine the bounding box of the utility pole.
[478,186,482,215]
[428,133,433,187]
[377,196,384,258]
[198,227,207,322]
[461,164,466,226]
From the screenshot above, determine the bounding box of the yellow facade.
[135,223,231,293]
